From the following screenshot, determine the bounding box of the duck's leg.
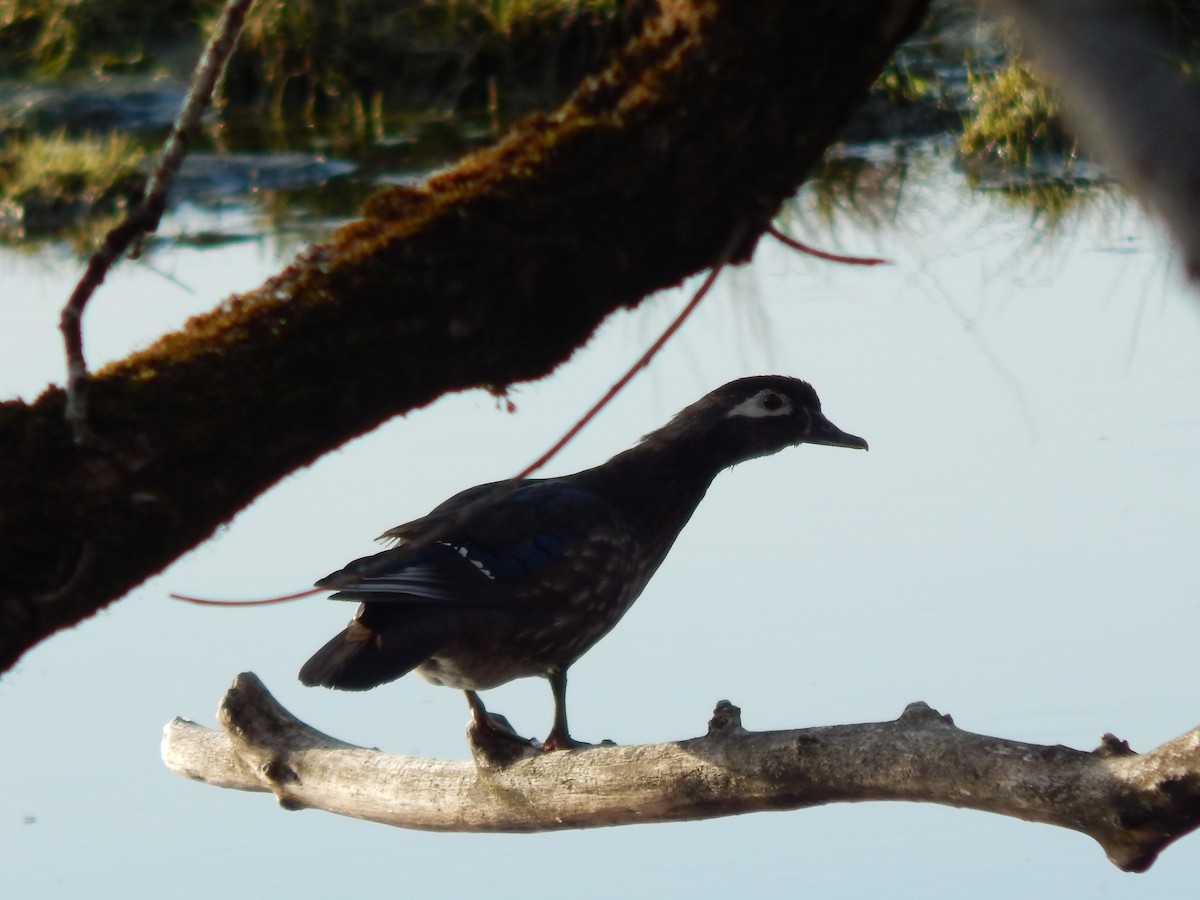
[464,690,535,746]
[541,670,591,751]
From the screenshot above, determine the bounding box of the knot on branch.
[1096,733,1136,757]
[707,699,745,736]
[468,719,542,770]
[897,701,954,727]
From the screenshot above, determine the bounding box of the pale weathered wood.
[163,673,1200,872]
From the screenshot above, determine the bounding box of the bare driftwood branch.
[163,673,1200,873]
[995,0,1200,279]
[60,0,256,444]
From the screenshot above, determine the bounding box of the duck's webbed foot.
[465,690,540,767]
[541,669,614,752]
[541,728,593,752]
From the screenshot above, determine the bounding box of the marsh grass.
[221,0,630,118]
[0,0,629,113]
[0,0,200,76]
[958,58,1068,167]
[0,128,146,243]
[981,178,1103,229]
[796,155,914,232]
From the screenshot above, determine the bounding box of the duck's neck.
[572,427,731,552]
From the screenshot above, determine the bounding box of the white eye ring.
[726,390,793,419]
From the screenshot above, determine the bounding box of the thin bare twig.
[169,219,751,606]
[509,219,750,480]
[766,225,889,265]
[60,0,256,444]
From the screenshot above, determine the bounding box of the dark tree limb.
[0,0,930,674]
[162,673,1200,873]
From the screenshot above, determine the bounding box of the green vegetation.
[0,0,632,113]
[874,58,936,106]
[959,57,1068,167]
[460,0,621,35]
[795,155,913,231]
[983,178,1100,229]
[222,0,630,119]
[954,55,1120,227]
[0,0,200,76]
[0,129,146,244]
[869,0,971,107]
[0,0,1184,245]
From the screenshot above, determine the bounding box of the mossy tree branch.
[0,0,930,673]
[162,673,1200,873]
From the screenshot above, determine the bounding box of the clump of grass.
[474,0,618,36]
[985,178,1097,229]
[797,155,912,231]
[874,56,937,106]
[0,129,146,242]
[220,0,630,119]
[0,0,633,116]
[958,57,1106,228]
[959,57,1069,167]
[0,0,200,77]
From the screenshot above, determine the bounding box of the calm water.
[2,150,1199,898]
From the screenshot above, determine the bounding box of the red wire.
[766,225,890,266]
[170,587,324,606]
[170,224,743,607]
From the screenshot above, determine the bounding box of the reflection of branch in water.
[794,145,1119,243]
[788,154,915,232]
[973,176,1116,230]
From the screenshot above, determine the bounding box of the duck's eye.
[725,389,793,420]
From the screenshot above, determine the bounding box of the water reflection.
[1,147,1198,900]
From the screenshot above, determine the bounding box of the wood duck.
[300,375,867,750]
